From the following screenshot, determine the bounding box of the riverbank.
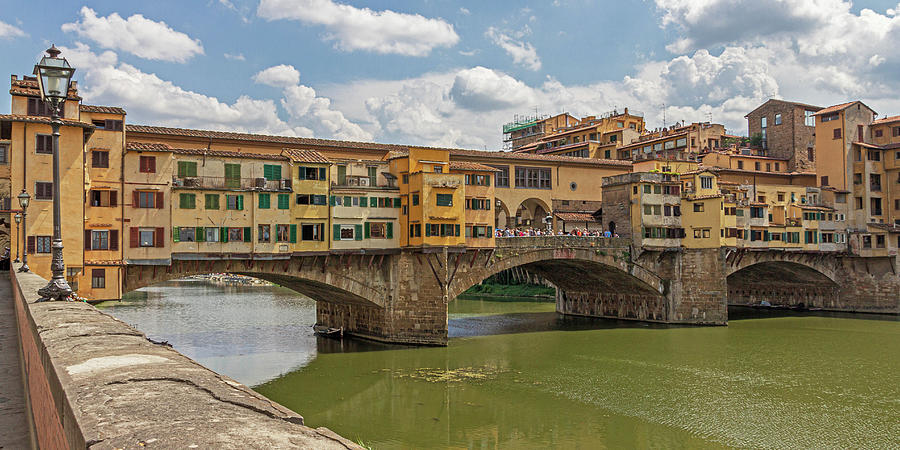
[461,282,555,298]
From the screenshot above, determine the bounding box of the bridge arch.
[514,197,552,227]
[494,198,512,228]
[725,253,840,308]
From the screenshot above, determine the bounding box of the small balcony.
[172,176,291,191]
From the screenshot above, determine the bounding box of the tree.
[749,133,764,148]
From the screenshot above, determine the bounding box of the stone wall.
[10,263,360,449]
[747,100,819,172]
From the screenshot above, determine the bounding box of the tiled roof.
[744,99,823,117]
[281,148,331,163]
[799,205,834,211]
[620,130,689,149]
[10,77,81,100]
[81,104,126,115]
[126,142,172,151]
[449,148,633,167]
[872,115,900,125]
[687,194,723,201]
[84,260,124,266]
[0,114,93,129]
[867,223,900,232]
[812,101,857,116]
[448,161,500,172]
[171,148,289,161]
[555,212,599,222]
[126,124,403,151]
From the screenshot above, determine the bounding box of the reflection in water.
[101,280,900,449]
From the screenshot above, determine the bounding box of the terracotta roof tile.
[170,148,289,161]
[812,101,858,116]
[281,148,331,163]
[10,77,81,100]
[687,194,723,200]
[0,114,93,129]
[448,161,500,172]
[448,148,632,167]
[126,142,172,151]
[555,212,599,222]
[81,104,126,115]
[872,115,900,125]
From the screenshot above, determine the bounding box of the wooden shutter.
[344,196,351,206]
[243,227,251,242]
[393,198,400,208]
[333,224,341,241]
[455,224,460,236]
[364,222,370,239]
[386,222,393,239]
[27,98,36,115]
[133,191,140,207]
[85,230,92,250]
[370,197,377,207]
[154,228,164,247]
[172,227,180,243]
[289,224,297,243]
[329,196,336,206]
[220,227,228,243]
[27,236,35,254]
[130,227,139,248]
[156,192,163,209]
[354,224,363,241]
[196,227,205,242]
[110,230,118,250]
[149,157,156,173]
[105,119,116,131]
[237,195,244,210]
[110,191,117,207]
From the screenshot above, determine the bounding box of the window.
[298,166,326,181]
[368,222,388,239]
[224,163,241,188]
[808,148,815,162]
[700,176,713,189]
[180,227,196,242]
[853,173,862,185]
[868,150,881,162]
[92,150,109,168]
[425,223,460,237]
[35,134,53,154]
[871,197,883,216]
[177,161,197,177]
[258,225,270,242]
[28,236,52,253]
[750,207,765,218]
[875,129,883,137]
[89,190,117,207]
[205,227,219,243]
[301,224,324,241]
[755,162,761,171]
[136,191,159,208]
[654,185,662,194]
[833,128,841,139]
[821,113,839,122]
[774,113,782,125]
[276,224,291,242]
[90,230,110,250]
[258,193,270,209]
[179,193,196,209]
[412,193,420,206]
[205,194,219,210]
[675,137,687,147]
[862,235,872,248]
[340,225,355,240]
[337,165,347,185]
[514,167,552,189]
[693,229,710,239]
[278,194,290,209]
[436,193,453,206]
[91,269,106,289]
[27,98,53,116]
[92,119,123,131]
[876,235,885,248]
[761,117,767,129]
[737,161,743,169]
[139,228,158,247]
[263,164,282,181]
[139,156,156,173]
[643,185,651,194]
[296,194,327,205]
[693,203,704,212]
[821,176,829,187]
[855,197,863,209]
[465,174,490,186]
[894,126,900,137]
[402,174,409,184]
[774,163,779,171]
[804,110,816,126]
[777,193,785,202]
[226,227,243,242]
[226,195,244,210]
[766,163,771,172]
[35,181,53,200]
[433,166,443,173]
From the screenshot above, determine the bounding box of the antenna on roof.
[661,103,667,128]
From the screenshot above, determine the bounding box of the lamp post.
[33,45,75,302]
[13,213,21,263]
[16,190,30,273]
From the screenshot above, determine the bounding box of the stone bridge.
[122,237,899,345]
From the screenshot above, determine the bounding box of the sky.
[1,0,899,150]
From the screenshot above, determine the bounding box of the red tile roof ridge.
[81,104,126,115]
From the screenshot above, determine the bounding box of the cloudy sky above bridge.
[1,0,899,149]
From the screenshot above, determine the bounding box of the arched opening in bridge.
[608,221,616,235]
[726,261,839,310]
[494,198,512,228]
[514,198,551,228]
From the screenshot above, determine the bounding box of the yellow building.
[680,170,725,248]
[622,122,727,161]
[329,158,400,250]
[512,109,645,159]
[282,149,330,253]
[450,161,497,248]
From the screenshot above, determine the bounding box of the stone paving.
[0,273,29,449]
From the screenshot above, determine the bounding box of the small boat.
[313,324,344,339]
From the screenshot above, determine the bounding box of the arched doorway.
[514,198,552,228]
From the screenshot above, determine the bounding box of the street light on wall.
[16,189,30,273]
[13,213,21,263]
[33,45,75,302]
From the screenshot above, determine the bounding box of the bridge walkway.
[0,272,29,449]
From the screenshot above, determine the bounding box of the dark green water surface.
[99,280,900,449]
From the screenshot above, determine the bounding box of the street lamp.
[13,213,21,263]
[16,189,30,273]
[33,45,75,302]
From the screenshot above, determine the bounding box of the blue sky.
[2,0,899,149]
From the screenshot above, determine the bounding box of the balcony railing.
[173,176,291,191]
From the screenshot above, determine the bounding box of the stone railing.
[9,263,359,449]
[496,235,630,249]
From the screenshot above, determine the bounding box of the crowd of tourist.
[495,227,618,238]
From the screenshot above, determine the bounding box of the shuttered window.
[435,194,453,206]
[139,156,156,173]
[177,161,197,177]
[92,150,109,168]
[226,195,243,210]
[205,194,219,209]
[35,134,53,154]
[35,182,53,200]
[277,194,289,209]
[258,193,270,209]
[224,163,241,188]
[179,193,196,209]
[263,164,282,181]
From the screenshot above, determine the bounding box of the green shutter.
[196,227,205,242]
[486,176,490,187]
[329,195,336,206]
[237,195,244,210]
[221,227,228,243]
[178,161,197,177]
[393,198,401,208]
[370,197,377,207]
[297,166,306,180]
[318,167,326,180]
[333,224,341,241]
[344,196,351,206]
[224,163,241,188]
[259,193,270,209]
[359,196,367,207]
[455,224,460,236]
[278,194,289,209]
[243,227,251,242]
[386,222,393,239]
[354,224,363,241]
[173,227,180,242]
[364,222,371,239]
[290,224,297,243]
[425,224,430,237]
[205,194,218,209]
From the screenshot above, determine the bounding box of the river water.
[97,279,900,449]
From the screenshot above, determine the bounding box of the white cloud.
[253,64,301,88]
[486,27,541,71]
[0,20,26,39]
[61,7,203,63]
[257,0,459,56]
[459,7,471,15]
[450,67,536,111]
[223,52,246,61]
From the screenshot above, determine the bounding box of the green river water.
[98,280,900,449]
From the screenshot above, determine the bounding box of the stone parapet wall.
[10,263,360,449]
